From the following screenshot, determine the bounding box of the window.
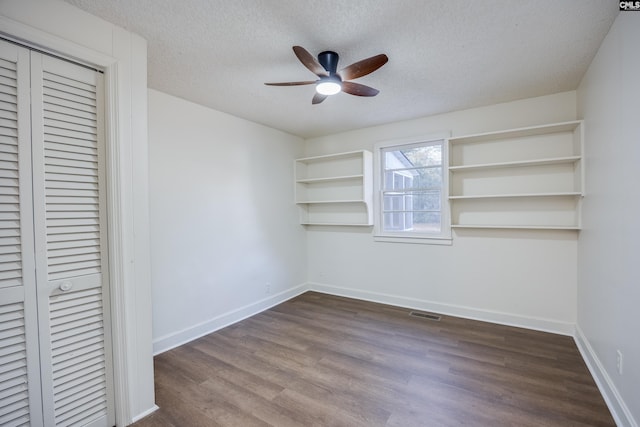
[374,137,451,244]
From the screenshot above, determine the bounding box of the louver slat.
[42,70,96,94]
[44,141,96,157]
[0,93,17,106]
[45,118,96,135]
[43,106,96,123]
[47,230,100,241]
[45,148,97,163]
[0,144,18,155]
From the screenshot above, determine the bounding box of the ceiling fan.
[265,46,388,104]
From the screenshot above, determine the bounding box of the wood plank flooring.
[132,292,615,427]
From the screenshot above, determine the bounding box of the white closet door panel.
[0,40,43,427]
[31,52,114,427]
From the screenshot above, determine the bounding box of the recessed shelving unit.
[448,121,584,230]
[295,150,373,226]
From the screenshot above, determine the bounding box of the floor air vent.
[409,311,441,321]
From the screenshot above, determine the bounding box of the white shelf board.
[449,192,583,200]
[296,174,364,184]
[296,150,367,163]
[448,120,582,145]
[296,199,367,205]
[449,156,581,171]
[452,224,581,230]
[301,222,373,226]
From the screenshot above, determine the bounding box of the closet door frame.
[0,15,155,426]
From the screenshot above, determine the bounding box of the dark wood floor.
[133,292,615,427]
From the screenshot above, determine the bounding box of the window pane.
[404,212,413,228]
[393,172,404,189]
[383,168,441,190]
[383,212,407,231]
[412,167,442,188]
[384,171,393,189]
[412,212,441,233]
[384,144,441,169]
[383,212,441,233]
[384,171,413,189]
[412,191,441,210]
[384,211,407,230]
[383,194,403,211]
[383,191,441,212]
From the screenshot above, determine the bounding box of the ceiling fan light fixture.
[265,46,388,104]
[316,79,342,95]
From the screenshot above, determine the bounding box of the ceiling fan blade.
[264,81,316,86]
[293,46,329,77]
[312,93,328,104]
[339,54,388,81]
[341,81,380,97]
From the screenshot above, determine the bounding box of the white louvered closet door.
[0,39,44,427]
[0,36,114,427]
[30,53,114,427]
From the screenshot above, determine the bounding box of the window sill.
[374,234,453,246]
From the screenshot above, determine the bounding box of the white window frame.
[373,133,452,245]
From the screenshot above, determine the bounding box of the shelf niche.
[448,121,584,230]
[295,150,373,226]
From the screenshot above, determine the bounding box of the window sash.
[375,137,451,243]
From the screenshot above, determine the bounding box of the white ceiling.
[64,0,618,139]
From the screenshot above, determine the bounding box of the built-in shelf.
[300,222,373,227]
[449,192,583,200]
[295,150,373,226]
[448,121,582,144]
[451,224,581,230]
[296,174,364,184]
[296,199,367,204]
[448,121,584,230]
[448,156,581,171]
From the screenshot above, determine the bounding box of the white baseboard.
[130,405,159,424]
[152,281,574,355]
[574,325,637,427]
[152,283,310,355]
[308,282,576,336]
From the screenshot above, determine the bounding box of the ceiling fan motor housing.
[318,51,340,75]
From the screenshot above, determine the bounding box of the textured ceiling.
[63,0,618,139]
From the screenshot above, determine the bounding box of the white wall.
[305,92,579,334]
[0,1,154,424]
[148,90,307,354]
[576,13,639,427]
